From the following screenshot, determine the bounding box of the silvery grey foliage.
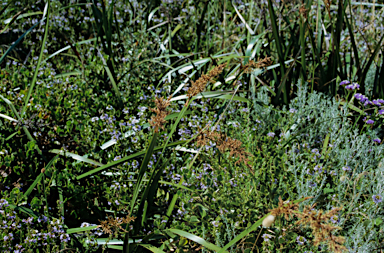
[364,64,376,98]
[250,84,273,130]
[282,81,384,251]
[250,80,384,251]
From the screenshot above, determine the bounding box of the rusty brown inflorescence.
[148,95,172,133]
[98,213,136,235]
[196,130,254,173]
[186,63,227,105]
[268,197,347,253]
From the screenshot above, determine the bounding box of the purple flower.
[372,99,382,106]
[342,166,351,171]
[330,215,339,223]
[355,93,368,103]
[339,80,350,86]
[354,93,363,100]
[373,138,381,144]
[289,108,297,113]
[296,236,307,245]
[379,110,384,115]
[314,165,323,173]
[308,181,317,187]
[311,148,319,154]
[366,119,374,124]
[373,195,382,204]
[262,234,273,242]
[0,199,9,209]
[345,83,360,90]
[267,132,275,138]
[81,222,90,227]
[364,100,373,107]
[345,85,354,90]
[361,95,368,103]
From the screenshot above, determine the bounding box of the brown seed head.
[148,95,172,133]
[196,129,254,173]
[98,213,136,236]
[187,63,227,102]
[295,205,346,253]
[299,4,308,19]
[269,196,304,220]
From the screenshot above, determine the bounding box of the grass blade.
[359,34,384,89]
[49,149,104,166]
[75,140,186,180]
[23,154,59,199]
[344,9,360,77]
[42,38,96,63]
[8,204,40,218]
[66,225,101,234]
[166,229,228,253]
[0,113,17,122]
[129,131,158,213]
[0,19,41,65]
[97,48,125,107]
[321,129,331,158]
[232,2,254,35]
[139,244,166,253]
[266,0,286,76]
[21,1,50,117]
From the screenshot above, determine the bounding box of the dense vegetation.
[1,0,384,252]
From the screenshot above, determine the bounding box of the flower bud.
[262,215,275,228]
[340,176,347,182]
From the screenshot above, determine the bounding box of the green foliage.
[1,0,384,252]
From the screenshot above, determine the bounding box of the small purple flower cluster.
[0,198,71,252]
[340,81,384,108]
[262,233,273,242]
[364,118,375,125]
[354,93,384,108]
[296,236,307,245]
[372,195,382,204]
[339,81,384,129]
[339,80,360,90]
